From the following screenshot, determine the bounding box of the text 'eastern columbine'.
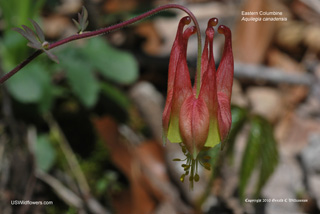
[241,11,288,22]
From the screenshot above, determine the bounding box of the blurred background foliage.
[0,0,320,214]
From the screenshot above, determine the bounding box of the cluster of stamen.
[173,143,212,189]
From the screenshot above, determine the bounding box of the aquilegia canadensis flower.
[162,17,233,185]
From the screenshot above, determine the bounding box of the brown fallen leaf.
[267,48,306,73]
[275,112,320,154]
[135,22,162,55]
[93,116,156,214]
[103,0,138,13]
[280,85,309,108]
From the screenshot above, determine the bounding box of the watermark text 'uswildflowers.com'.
[11,200,53,206]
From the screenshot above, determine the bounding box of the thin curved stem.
[0,4,202,84]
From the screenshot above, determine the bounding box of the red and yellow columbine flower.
[162,17,233,184]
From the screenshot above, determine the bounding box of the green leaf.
[13,26,39,48]
[36,134,56,172]
[239,117,262,200]
[82,37,138,84]
[6,63,51,103]
[254,117,278,197]
[30,19,45,43]
[239,116,279,200]
[60,52,99,108]
[72,6,89,33]
[43,49,59,64]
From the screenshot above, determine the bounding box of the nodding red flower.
[162,17,233,160]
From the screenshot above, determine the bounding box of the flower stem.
[0,4,202,84]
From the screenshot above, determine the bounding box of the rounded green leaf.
[36,134,56,172]
[82,37,138,84]
[60,53,99,108]
[6,63,49,103]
